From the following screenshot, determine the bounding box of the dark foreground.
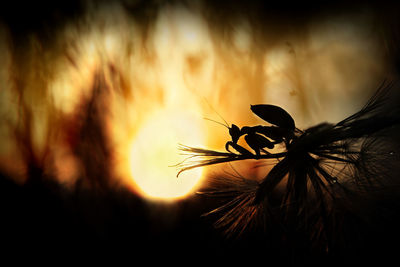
[1,172,400,266]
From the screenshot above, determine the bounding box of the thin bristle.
[198,172,263,237]
[177,80,400,248]
[175,144,287,177]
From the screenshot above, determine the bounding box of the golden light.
[0,1,389,202]
[129,108,205,201]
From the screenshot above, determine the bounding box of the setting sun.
[129,109,205,201]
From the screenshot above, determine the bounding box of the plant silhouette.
[177,81,400,250]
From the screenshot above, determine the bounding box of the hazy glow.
[0,2,389,201]
[129,109,205,200]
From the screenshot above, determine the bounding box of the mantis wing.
[250,104,295,130]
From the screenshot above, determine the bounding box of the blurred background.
[0,0,400,264]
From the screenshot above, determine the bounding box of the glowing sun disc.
[129,109,205,201]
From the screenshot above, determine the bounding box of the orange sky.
[0,1,395,201]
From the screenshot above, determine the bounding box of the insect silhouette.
[204,104,299,157]
[203,117,252,156]
[176,81,400,248]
